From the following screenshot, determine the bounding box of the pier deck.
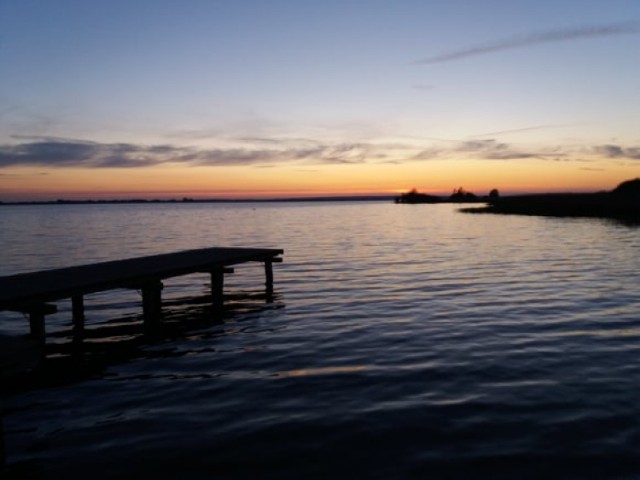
[0,247,283,339]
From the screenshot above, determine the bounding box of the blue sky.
[1,0,639,199]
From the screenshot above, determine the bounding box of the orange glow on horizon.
[1,159,637,202]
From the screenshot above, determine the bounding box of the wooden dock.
[0,247,283,340]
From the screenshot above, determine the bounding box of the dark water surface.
[1,202,639,479]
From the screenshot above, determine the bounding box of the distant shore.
[463,178,640,221]
[0,195,395,206]
[396,178,640,221]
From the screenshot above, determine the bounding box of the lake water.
[1,202,639,479]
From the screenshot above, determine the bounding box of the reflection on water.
[277,365,368,377]
[1,202,639,479]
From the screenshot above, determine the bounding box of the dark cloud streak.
[457,139,539,159]
[2,138,637,170]
[412,138,543,161]
[594,144,640,159]
[0,138,377,168]
[414,21,640,64]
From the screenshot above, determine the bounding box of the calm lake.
[1,202,639,479]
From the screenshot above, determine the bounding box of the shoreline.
[402,178,640,221]
[462,191,640,220]
[0,195,394,206]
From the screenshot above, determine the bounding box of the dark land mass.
[395,187,486,204]
[0,195,394,206]
[462,178,640,221]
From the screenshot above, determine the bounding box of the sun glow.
[1,154,635,202]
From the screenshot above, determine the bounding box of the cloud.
[316,144,368,164]
[5,136,633,170]
[0,139,176,168]
[187,144,371,166]
[412,84,435,91]
[0,171,49,177]
[414,21,640,64]
[594,144,640,159]
[0,140,99,167]
[457,139,504,152]
[233,136,286,145]
[410,139,541,161]
[0,137,379,169]
[456,139,538,159]
[412,148,442,160]
[595,144,624,157]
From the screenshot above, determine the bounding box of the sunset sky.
[1,0,639,200]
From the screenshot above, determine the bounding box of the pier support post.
[141,280,163,327]
[72,295,85,333]
[208,267,234,311]
[211,270,224,309]
[264,257,282,302]
[29,311,45,340]
[26,303,56,342]
[264,261,274,296]
[0,400,4,469]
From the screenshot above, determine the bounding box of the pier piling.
[141,280,164,326]
[72,295,85,332]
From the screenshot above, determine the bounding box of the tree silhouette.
[450,187,478,202]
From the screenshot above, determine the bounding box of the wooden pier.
[0,247,283,341]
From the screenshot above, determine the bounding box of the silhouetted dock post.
[264,258,281,301]
[72,295,85,333]
[0,400,5,469]
[265,261,274,298]
[265,261,274,289]
[141,280,163,326]
[210,267,233,310]
[27,304,57,343]
[28,311,45,340]
[210,270,224,310]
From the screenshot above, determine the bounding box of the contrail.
[414,21,640,64]
[469,124,573,137]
